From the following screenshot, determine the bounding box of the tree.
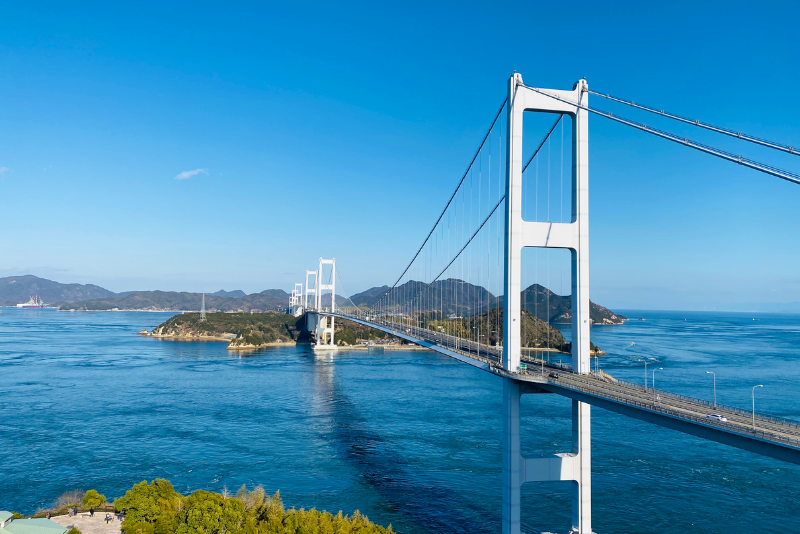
[176,491,244,534]
[55,490,85,508]
[111,479,392,534]
[233,486,265,512]
[83,490,106,509]
[115,479,182,534]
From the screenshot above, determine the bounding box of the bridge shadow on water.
[307,351,499,534]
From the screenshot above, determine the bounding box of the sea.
[1,307,798,533]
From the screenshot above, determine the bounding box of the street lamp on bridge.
[752,384,764,430]
[706,371,717,408]
[652,368,664,404]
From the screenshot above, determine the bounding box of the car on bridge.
[706,414,728,422]
[549,372,560,379]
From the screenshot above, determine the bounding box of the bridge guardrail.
[596,375,800,430]
[547,372,800,439]
[329,309,800,446]
[557,379,800,448]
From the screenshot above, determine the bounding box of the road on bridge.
[329,311,800,463]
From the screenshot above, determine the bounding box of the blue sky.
[1,1,798,310]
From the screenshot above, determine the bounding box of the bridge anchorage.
[298,72,800,533]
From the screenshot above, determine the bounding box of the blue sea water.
[0,308,798,533]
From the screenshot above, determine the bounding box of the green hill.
[348,279,626,325]
[146,312,397,349]
[150,312,309,346]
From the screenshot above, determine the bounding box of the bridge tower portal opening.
[305,270,318,311]
[502,73,592,534]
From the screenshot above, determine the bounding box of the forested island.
[142,312,403,351]
[143,310,603,354]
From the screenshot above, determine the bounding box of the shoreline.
[137,330,235,342]
[228,341,298,351]
[137,331,604,355]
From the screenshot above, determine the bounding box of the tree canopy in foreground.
[114,479,394,534]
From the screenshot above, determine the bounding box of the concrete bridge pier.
[502,379,592,534]
[305,310,338,351]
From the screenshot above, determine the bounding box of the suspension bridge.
[288,73,800,534]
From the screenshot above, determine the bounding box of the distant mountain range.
[349,279,626,325]
[210,289,246,298]
[0,275,291,312]
[61,290,289,312]
[0,275,116,306]
[1,275,625,324]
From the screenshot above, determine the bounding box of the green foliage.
[116,479,182,534]
[116,481,392,534]
[332,318,396,346]
[66,528,82,534]
[153,313,310,347]
[10,512,24,520]
[176,491,244,534]
[83,489,106,508]
[122,523,155,534]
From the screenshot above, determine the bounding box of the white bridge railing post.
[502,72,593,534]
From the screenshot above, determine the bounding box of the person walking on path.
[89,509,94,518]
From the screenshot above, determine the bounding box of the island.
[141,312,405,351]
[142,310,604,355]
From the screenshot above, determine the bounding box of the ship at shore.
[17,295,45,308]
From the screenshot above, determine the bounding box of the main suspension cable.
[389,118,561,316]
[422,196,505,298]
[589,89,799,157]
[383,97,508,300]
[524,85,800,186]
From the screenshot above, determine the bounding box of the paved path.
[51,514,121,534]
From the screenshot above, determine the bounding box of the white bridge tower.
[313,257,337,350]
[502,73,592,534]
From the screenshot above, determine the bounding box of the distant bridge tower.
[200,293,206,322]
[305,270,318,310]
[313,258,337,350]
[294,283,304,307]
[502,73,592,534]
[290,283,304,317]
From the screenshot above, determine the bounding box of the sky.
[0,1,798,311]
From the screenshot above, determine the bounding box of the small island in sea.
[141,312,406,351]
[141,310,606,355]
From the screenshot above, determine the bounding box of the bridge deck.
[316,311,800,465]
